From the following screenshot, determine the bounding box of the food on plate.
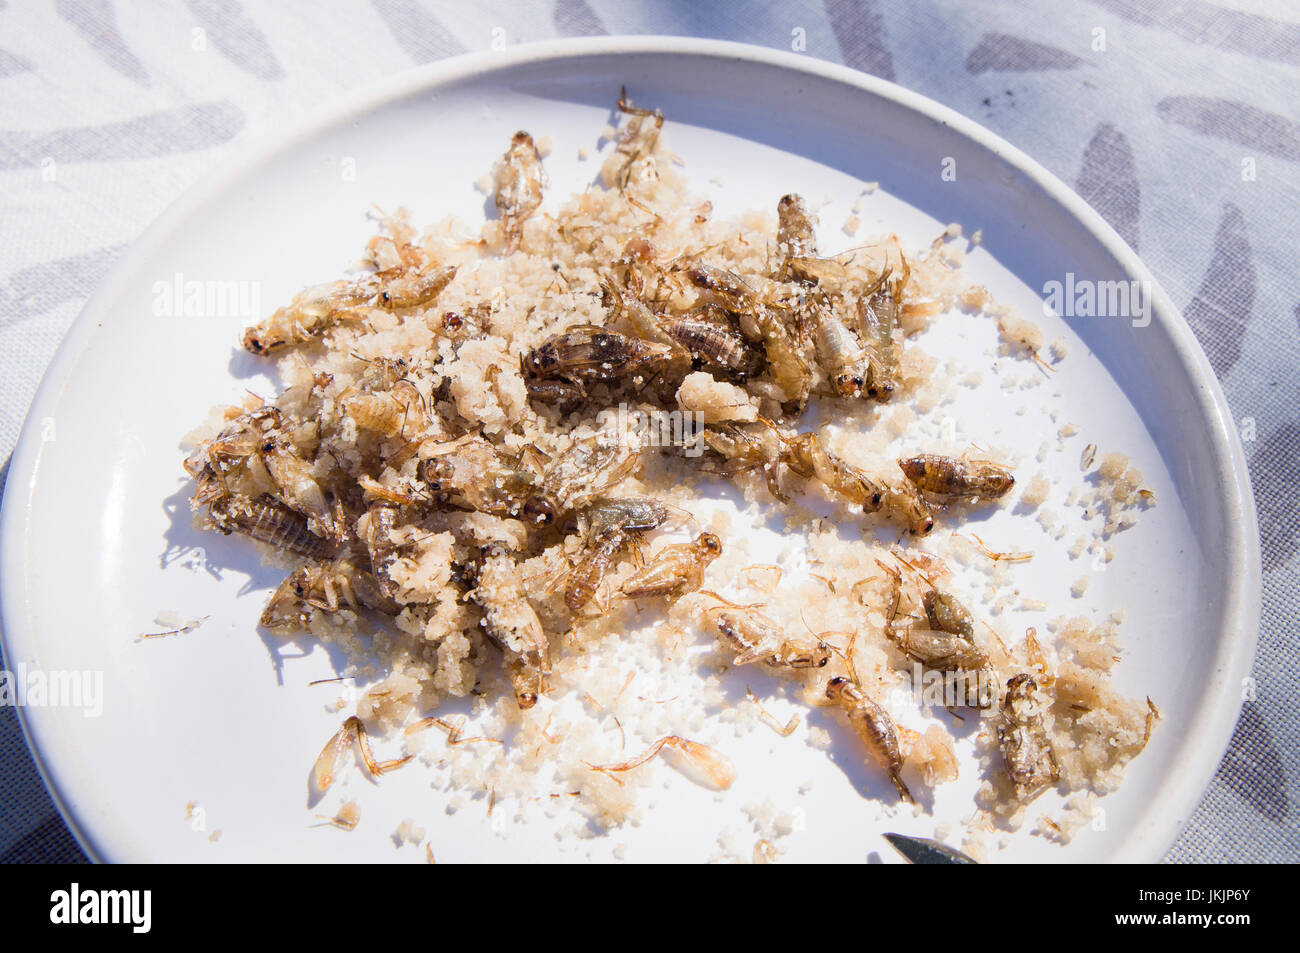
[180,89,1158,859]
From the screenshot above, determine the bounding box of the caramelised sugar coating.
[180,90,1157,847]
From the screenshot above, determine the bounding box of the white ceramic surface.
[0,38,1259,863]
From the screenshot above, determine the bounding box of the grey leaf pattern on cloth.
[1075,123,1140,251]
[0,102,244,170]
[0,702,84,865]
[1157,96,1300,162]
[553,0,607,36]
[823,0,895,80]
[0,48,33,77]
[0,814,89,865]
[55,0,150,86]
[0,244,126,326]
[1183,204,1253,382]
[186,0,286,80]
[370,0,468,63]
[1253,422,1300,573]
[1091,0,1300,69]
[965,32,1083,73]
[1215,702,1289,822]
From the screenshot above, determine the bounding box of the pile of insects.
[182,90,1155,853]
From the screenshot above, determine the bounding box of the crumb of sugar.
[677,372,759,423]
[996,307,1046,357]
[1020,472,1051,509]
[393,818,427,847]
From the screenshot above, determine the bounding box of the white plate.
[0,38,1259,863]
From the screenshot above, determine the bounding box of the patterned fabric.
[1,0,1294,863]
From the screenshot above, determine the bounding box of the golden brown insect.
[372,266,458,311]
[242,281,371,356]
[873,556,993,707]
[856,268,904,399]
[875,560,993,708]
[242,267,456,356]
[923,588,975,640]
[539,433,640,521]
[355,473,429,508]
[418,433,548,523]
[613,86,664,190]
[582,497,673,539]
[686,263,813,407]
[586,734,735,790]
[469,545,551,709]
[825,676,913,803]
[207,495,335,559]
[563,531,625,613]
[784,254,851,287]
[669,307,764,380]
[363,208,424,272]
[700,592,831,669]
[495,131,545,252]
[341,380,426,439]
[700,423,787,502]
[776,193,817,263]
[564,498,670,611]
[878,480,935,535]
[259,434,336,538]
[436,302,492,340]
[875,560,983,667]
[359,503,402,599]
[261,557,399,630]
[620,532,722,599]
[899,454,1015,500]
[889,626,991,673]
[776,427,884,513]
[522,325,680,407]
[686,261,768,313]
[998,674,1059,798]
[604,276,760,381]
[350,354,412,390]
[813,301,873,398]
[312,716,412,793]
[183,406,283,506]
[758,318,812,408]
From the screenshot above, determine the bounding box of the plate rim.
[0,35,1261,864]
